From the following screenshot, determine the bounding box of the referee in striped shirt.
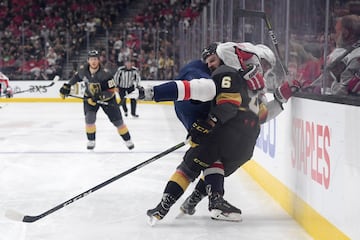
[114,59,141,117]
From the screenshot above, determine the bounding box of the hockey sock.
[204,161,225,195]
[86,124,96,140]
[166,170,191,199]
[117,124,131,141]
[194,177,208,196]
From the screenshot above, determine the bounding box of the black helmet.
[88,50,99,58]
[201,42,219,61]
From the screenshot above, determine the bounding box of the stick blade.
[147,215,159,226]
[5,209,25,222]
[53,75,60,82]
[125,88,139,99]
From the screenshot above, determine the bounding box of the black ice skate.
[147,193,175,225]
[87,140,95,150]
[208,193,242,222]
[179,189,205,216]
[125,140,134,150]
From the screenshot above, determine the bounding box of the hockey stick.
[0,75,60,98]
[67,94,119,107]
[238,9,289,75]
[5,141,186,223]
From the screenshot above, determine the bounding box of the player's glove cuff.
[59,83,71,99]
[138,86,154,101]
[87,98,97,106]
[241,64,265,91]
[274,80,301,103]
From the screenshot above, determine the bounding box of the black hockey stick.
[67,94,119,107]
[238,9,289,75]
[5,141,186,223]
[0,75,60,98]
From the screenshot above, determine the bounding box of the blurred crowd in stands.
[0,0,209,81]
[93,0,210,80]
[0,0,127,80]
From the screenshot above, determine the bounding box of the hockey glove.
[59,83,71,99]
[188,120,214,147]
[138,86,154,101]
[240,64,265,91]
[274,80,301,103]
[87,98,97,106]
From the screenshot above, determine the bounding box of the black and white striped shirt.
[114,66,141,88]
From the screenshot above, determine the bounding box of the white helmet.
[255,44,276,69]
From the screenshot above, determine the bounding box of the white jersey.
[329,47,360,95]
[0,72,10,92]
[216,42,279,90]
[216,42,264,74]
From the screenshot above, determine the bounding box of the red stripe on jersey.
[182,80,191,100]
[217,99,241,106]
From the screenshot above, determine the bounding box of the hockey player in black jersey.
[146,42,300,224]
[59,50,134,150]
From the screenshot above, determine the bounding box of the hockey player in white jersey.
[0,72,13,98]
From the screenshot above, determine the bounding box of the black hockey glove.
[137,86,145,99]
[137,86,154,101]
[188,120,214,147]
[59,83,71,99]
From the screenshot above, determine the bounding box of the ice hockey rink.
[0,102,312,240]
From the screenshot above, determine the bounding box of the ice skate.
[178,189,205,217]
[208,193,242,222]
[125,140,134,150]
[147,193,175,225]
[87,140,95,150]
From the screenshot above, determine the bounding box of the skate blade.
[210,210,242,222]
[175,211,186,219]
[147,216,159,226]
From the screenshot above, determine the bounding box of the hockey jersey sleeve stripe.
[153,79,215,102]
[175,80,186,100]
[182,80,191,100]
[215,92,241,106]
[187,78,216,102]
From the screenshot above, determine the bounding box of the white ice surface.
[0,102,312,240]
